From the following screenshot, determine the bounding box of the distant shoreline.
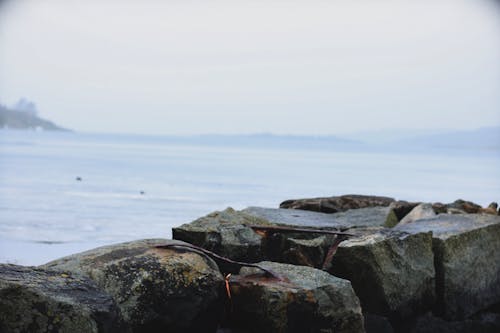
[0,106,70,132]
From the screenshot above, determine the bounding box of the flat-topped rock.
[243,206,397,230]
[329,230,435,325]
[225,261,365,333]
[279,194,395,213]
[395,214,500,320]
[43,239,224,333]
[0,264,129,333]
[173,207,395,267]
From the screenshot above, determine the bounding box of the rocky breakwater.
[2,194,499,333]
[173,195,500,332]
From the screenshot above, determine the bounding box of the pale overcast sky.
[0,0,499,135]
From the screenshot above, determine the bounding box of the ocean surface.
[1,130,499,265]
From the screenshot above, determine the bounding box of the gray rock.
[43,239,224,333]
[446,199,483,214]
[172,208,271,262]
[395,214,500,320]
[226,261,365,333]
[173,207,396,268]
[328,231,435,322]
[279,194,395,213]
[388,201,420,222]
[243,206,397,230]
[0,264,129,333]
[408,311,500,333]
[398,203,436,225]
[432,199,498,215]
[363,313,394,333]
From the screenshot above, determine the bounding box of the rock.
[328,230,435,324]
[408,311,500,333]
[173,207,396,268]
[431,202,448,214]
[243,206,397,230]
[398,203,436,225]
[279,194,395,213]
[364,313,394,333]
[43,239,224,333]
[480,202,498,215]
[446,199,483,214]
[388,201,420,222]
[172,208,272,262]
[225,261,365,333]
[395,214,500,320]
[433,199,498,215]
[0,264,129,333]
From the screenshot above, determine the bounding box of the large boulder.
[279,194,395,213]
[395,214,500,320]
[225,261,365,333]
[172,208,272,262]
[328,230,435,325]
[0,264,129,333]
[43,239,224,333]
[173,207,396,268]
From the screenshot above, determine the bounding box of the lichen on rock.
[43,239,224,333]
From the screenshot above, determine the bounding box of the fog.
[1,0,499,135]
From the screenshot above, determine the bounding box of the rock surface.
[43,239,224,333]
[398,203,436,225]
[225,261,365,333]
[388,201,420,222]
[279,194,395,213]
[395,214,500,320]
[0,264,129,333]
[243,206,397,230]
[173,207,396,268]
[329,230,435,323]
[408,311,500,333]
[172,208,271,262]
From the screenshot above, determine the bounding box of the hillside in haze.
[391,127,500,151]
[0,104,69,131]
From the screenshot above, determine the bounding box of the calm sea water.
[1,130,499,265]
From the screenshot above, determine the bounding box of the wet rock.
[398,203,436,225]
[279,194,395,213]
[328,231,435,323]
[226,261,365,333]
[0,264,129,333]
[395,214,500,320]
[43,239,224,333]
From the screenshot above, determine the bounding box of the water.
[1,130,499,265]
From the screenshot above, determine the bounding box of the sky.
[0,0,499,135]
